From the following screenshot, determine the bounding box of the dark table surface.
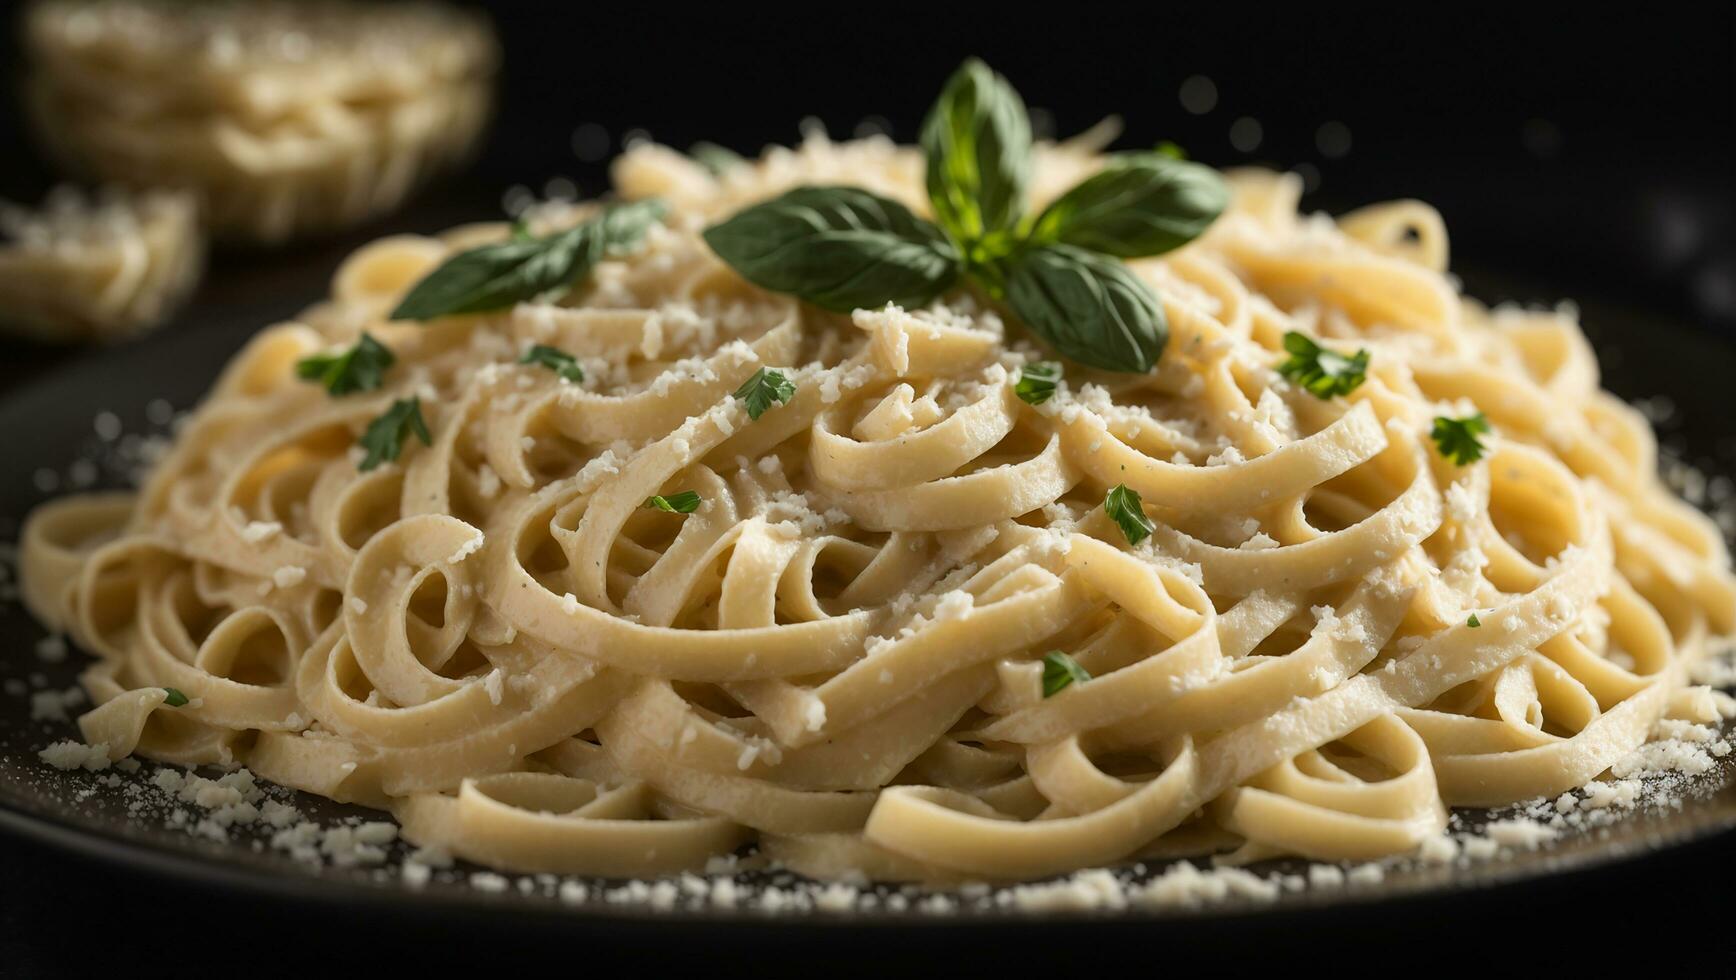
[2,838,1734,976]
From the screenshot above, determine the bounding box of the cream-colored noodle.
[19,135,1736,881]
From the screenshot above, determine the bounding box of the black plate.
[3,248,1736,970]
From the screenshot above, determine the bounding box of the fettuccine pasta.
[19,134,1736,881]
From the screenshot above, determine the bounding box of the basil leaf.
[391,199,665,320]
[703,186,961,313]
[920,58,1032,246]
[1030,155,1228,258]
[162,687,190,708]
[1002,244,1167,373]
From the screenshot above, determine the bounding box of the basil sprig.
[701,59,1227,374]
[391,199,666,321]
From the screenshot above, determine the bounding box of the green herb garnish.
[1277,331,1370,398]
[702,59,1227,375]
[1004,245,1168,372]
[1431,412,1491,466]
[1041,651,1091,697]
[703,187,961,313]
[295,333,395,396]
[1467,613,1481,628]
[390,199,666,320]
[519,344,584,383]
[358,397,432,472]
[1104,483,1155,546]
[690,142,746,176]
[734,367,796,421]
[162,687,189,707]
[1027,154,1228,259]
[1015,361,1062,405]
[643,491,702,514]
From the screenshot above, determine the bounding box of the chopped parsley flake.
[1431,412,1491,466]
[1042,652,1091,696]
[1015,361,1062,405]
[643,491,702,514]
[734,367,796,420]
[1104,483,1155,546]
[1277,331,1369,398]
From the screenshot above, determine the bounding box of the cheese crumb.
[448,533,485,564]
[1484,819,1558,850]
[39,740,111,770]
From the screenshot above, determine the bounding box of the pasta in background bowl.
[0,185,203,343]
[22,0,498,244]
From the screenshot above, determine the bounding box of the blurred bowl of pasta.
[21,0,499,244]
[0,185,202,343]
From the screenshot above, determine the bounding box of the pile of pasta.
[23,0,496,243]
[0,185,202,343]
[21,135,1736,881]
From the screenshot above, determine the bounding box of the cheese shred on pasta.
[19,135,1736,881]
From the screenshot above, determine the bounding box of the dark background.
[1,1,1733,353]
[0,2,1734,975]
